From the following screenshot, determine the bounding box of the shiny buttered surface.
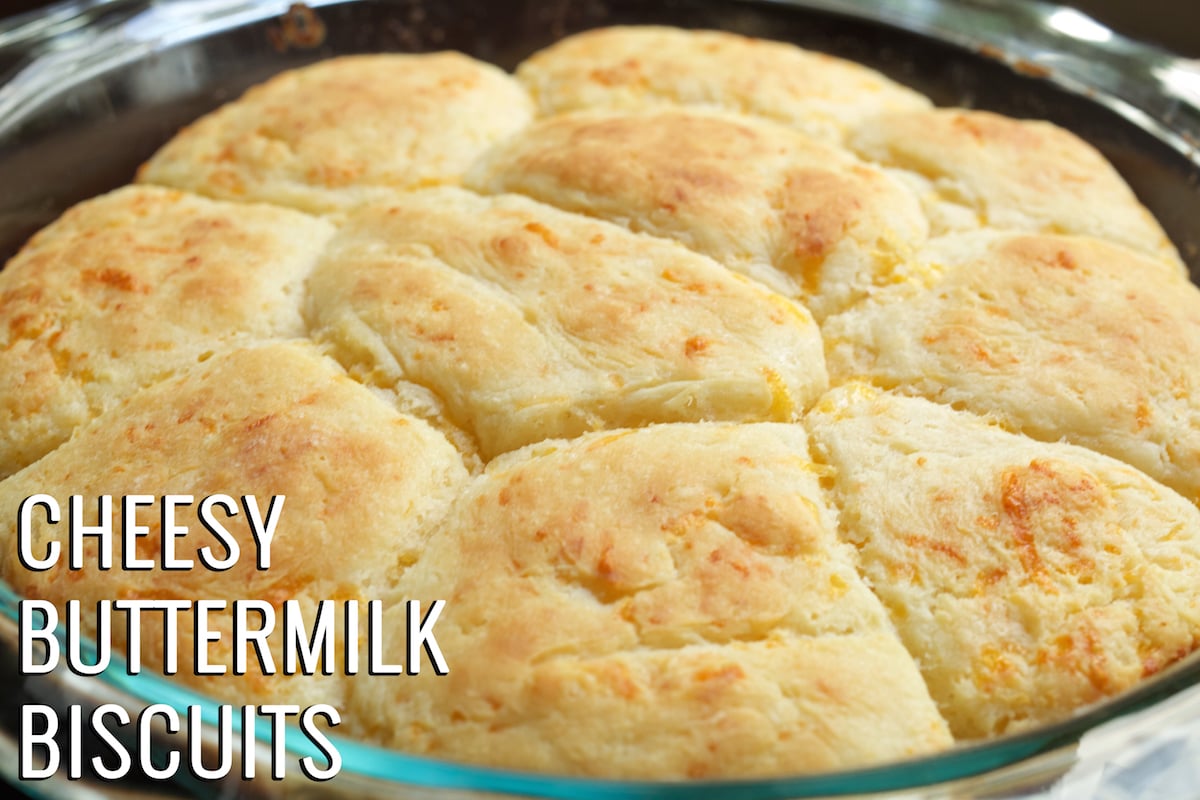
[3,25,1198,779]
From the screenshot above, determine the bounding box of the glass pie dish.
[1,1,1200,798]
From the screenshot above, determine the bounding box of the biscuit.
[516,26,931,143]
[0,342,469,708]
[306,187,828,460]
[824,232,1200,503]
[138,53,533,213]
[807,385,1200,738]
[347,423,952,776]
[468,108,928,319]
[847,109,1183,268]
[0,185,333,479]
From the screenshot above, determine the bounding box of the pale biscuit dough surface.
[847,109,1182,267]
[348,423,952,776]
[138,53,533,214]
[0,342,469,709]
[516,26,931,143]
[807,385,1200,738]
[306,188,827,460]
[824,232,1200,503]
[468,108,928,319]
[0,185,333,479]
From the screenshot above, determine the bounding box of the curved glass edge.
[3,581,1200,799]
[0,0,135,53]
[0,0,336,133]
[1,0,1199,797]
[1,0,1199,161]
[760,0,1200,165]
[0,0,155,94]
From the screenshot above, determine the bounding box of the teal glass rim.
[1,0,1200,797]
[4,580,1200,798]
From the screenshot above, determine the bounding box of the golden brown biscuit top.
[348,423,951,776]
[0,342,470,708]
[468,108,928,319]
[0,184,333,479]
[306,187,827,460]
[847,109,1183,266]
[516,25,932,143]
[808,384,1200,738]
[2,24,1198,782]
[138,52,534,213]
[824,232,1200,502]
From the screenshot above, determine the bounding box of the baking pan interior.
[1,0,1199,272]
[1,0,1200,797]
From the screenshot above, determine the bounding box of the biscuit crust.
[468,109,928,319]
[0,185,333,478]
[825,232,1200,503]
[139,53,533,213]
[517,26,931,143]
[848,109,1182,267]
[348,423,952,776]
[307,188,827,460]
[808,385,1200,738]
[0,342,469,708]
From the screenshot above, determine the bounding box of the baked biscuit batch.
[3,26,1200,778]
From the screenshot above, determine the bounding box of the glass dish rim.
[1,0,1200,796]
[5,582,1199,798]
